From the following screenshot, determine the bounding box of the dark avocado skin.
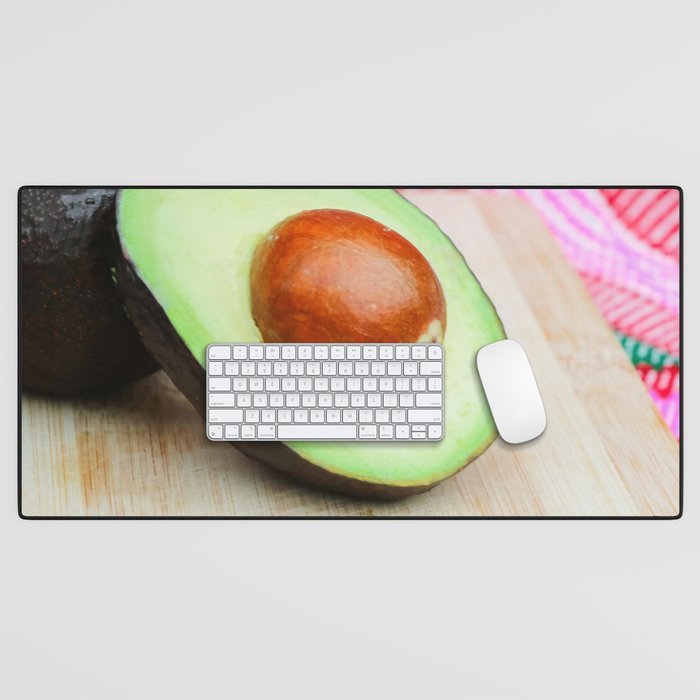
[115,237,495,500]
[20,187,157,396]
[114,250,444,500]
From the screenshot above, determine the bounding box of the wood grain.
[20,192,680,517]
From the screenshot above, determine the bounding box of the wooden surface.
[21,192,680,517]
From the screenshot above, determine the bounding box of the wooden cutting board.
[20,192,680,517]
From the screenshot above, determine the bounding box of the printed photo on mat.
[18,187,681,518]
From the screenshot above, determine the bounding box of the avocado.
[115,189,506,499]
[20,187,157,396]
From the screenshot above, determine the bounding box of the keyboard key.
[318,393,333,407]
[395,425,410,439]
[327,409,341,423]
[250,378,264,391]
[342,409,357,422]
[307,362,321,375]
[302,394,316,407]
[338,362,353,375]
[322,362,337,375]
[331,346,345,359]
[367,394,381,407]
[379,425,393,439]
[379,346,394,359]
[346,378,361,392]
[265,378,279,391]
[376,409,389,423]
[208,361,223,375]
[391,409,406,423]
[395,346,410,360]
[225,362,239,375]
[209,409,243,423]
[416,394,442,407]
[298,378,312,391]
[278,410,292,423]
[396,378,410,391]
[399,394,414,407]
[384,394,398,407]
[351,394,365,407]
[330,378,345,391]
[209,345,231,360]
[232,346,247,359]
[270,394,284,407]
[298,346,313,359]
[359,425,377,439]
[363,346,377,360]
[258,425,276,439]
[335,394,349,407]
[273,362,288,375]
[241,425,255,439]
[419,361,442,376]
[286,394,300,407]
[314,378,329,391]
[355,362,369,376]
[294,409,309,422]
[379,378,393,391]
[429,425,443,439]
[209,393,235,407]
[237,393,252,407]
[209,377,231,391]
[408,409,442,423]
[249,346,264,360]
[241,362,256,375]
[265,346,280,359]
[278,425,357,440]
[359,410,373,423]
[225,425,239,439]
[245,409,260,423]
[411,345,426,359]
[412,378,427,392]
[261,410,276,423]
[258,361,272,375]
[428,345,443,360]
[314,346,329,360]
[253,393,268,407]
[290,362,304,375]
[404,362,418,376]
[209,424,223,439]
[347,346,361,360]
[282,378,296,391]
[310,410,325,423]
[428,377,442,392]
[387,362,402,376]
[233,378,247,391]
[371,362,386,375]
[282,345,296,359]
[363,378,377,392]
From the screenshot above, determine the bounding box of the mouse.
[476,339,546,444]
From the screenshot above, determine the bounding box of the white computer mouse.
[476,339,546,444]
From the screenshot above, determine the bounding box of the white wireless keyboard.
[206,343,444,441]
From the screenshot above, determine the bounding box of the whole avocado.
[20,187,157,396]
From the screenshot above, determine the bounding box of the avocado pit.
[250,209,447,344]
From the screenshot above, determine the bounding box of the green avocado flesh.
[117,189,505,490]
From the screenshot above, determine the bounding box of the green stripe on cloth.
[615,331,679,369]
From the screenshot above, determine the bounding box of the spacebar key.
[278,425,357,440]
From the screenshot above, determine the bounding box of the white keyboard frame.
[206,343,444,442]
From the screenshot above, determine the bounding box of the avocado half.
[115,189,505,499]
[20,187,158,396]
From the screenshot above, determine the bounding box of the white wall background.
[1,1,697,698]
